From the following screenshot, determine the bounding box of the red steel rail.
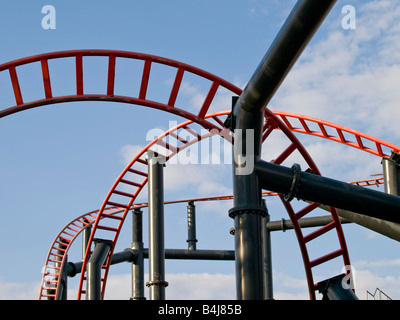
[38,207,124,299]
[273,111,400,157]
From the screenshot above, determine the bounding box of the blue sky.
[1,0,400,300]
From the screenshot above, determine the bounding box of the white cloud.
[272,0,400,145]
[81,273,237,300]
[263,0,400,187]
[164,162,232,197]
[120,144,145,165]
[179,81,207,112]
[353,269,400,300]
[4,258,400,300]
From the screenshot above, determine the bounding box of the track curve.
[77,108,354,300]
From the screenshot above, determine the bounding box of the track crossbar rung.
[100,212,124,220]
[112,189,134,198]
[295,202,320,220]
[127,168,148,177]
[96,224,119,232]
[106,201,130,209]
[310,249,344,268]
[120,179,141,187]
[303,221,336,243]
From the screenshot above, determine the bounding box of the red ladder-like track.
[0,50,394,300]
[274,111,400,157]
[38,207,124,299]
[76,107,353,300]
[39,174,383,299]
[37,110,393,299]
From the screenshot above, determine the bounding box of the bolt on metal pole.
[187,201,198,250]
[146,152,168,300]
[382,152,400,196]
[131,208,146,300]
[87,239,112,300]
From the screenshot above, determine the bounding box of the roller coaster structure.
[1,0,400,300]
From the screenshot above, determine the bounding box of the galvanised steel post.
[87,239,112,300]
[131,208,146,300]
[146,152,168,300]
[227,0,337,300]
[382,152,400,196]
[187,201,198,250]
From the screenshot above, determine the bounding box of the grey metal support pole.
[267,215,351,232]
[187,201,198,250]
[382,152,400,196]
[262,213,273,300]
[131,208,146,300]
[82,219,92,260]
[226,0,337,300]
[87,239,112,300]
[229,97,267,300]
[146,152,168,300]
[57,253,68,300]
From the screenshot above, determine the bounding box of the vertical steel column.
[146,152,168,300]
[57,253,68,300]
[227,0,337,300]
[382,152,400,196]
[261,205,273,300]
[87,239,112,300]
[82,219,92,260]
[131,208,146,300]
[187,201,198,250]
[229,103,266,300]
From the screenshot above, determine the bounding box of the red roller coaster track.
[0,50,397,300]
[38,107,392,300]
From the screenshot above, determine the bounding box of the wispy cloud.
[5,259,400,300]
[0,278,40,300]
[273,0,400,141]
